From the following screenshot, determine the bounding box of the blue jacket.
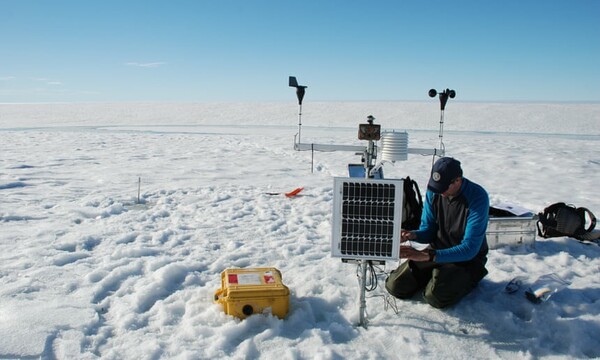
[413,178,489,264]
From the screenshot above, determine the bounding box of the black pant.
[385,260,488,308]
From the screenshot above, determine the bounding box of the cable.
[366,261,378,292]
[357,262,375,292]
[357,261,390,293]
[360,263,401,314]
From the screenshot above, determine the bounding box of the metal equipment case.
[214,267,290,319]
[487,215,537,249]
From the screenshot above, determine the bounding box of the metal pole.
[358,260,368,327]
[298,104,302,145]
[358,139,376,327]
[438,110,445,157]
[311,143,314,173]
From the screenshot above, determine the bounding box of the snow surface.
[1,101,599,359]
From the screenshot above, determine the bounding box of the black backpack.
[402,176,423,230]
[536,202,599,241]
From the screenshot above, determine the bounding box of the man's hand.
[400,230,417,243]
[400,246,432,262]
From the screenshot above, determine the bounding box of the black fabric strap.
[579,207,597,233]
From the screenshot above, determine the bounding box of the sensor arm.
[294,141,366,152]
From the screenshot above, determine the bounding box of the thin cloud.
[31,78,62,85]
[126,62,166,68]
[0,76,15,81]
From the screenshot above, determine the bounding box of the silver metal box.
[486,216,537,249]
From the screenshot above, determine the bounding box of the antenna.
[289,76,307,144]
[429,88,456,158]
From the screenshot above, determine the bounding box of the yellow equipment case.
[214,267,290,319]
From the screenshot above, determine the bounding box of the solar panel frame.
[331,177,404,261]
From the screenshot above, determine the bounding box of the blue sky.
[1,0,598,103]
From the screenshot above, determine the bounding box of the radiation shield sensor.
[331,177,403,262]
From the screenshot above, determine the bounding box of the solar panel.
[331,177,403,261]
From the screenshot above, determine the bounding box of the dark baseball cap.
[427,157,463,193]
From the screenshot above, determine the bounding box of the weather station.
[288,76,456,327]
